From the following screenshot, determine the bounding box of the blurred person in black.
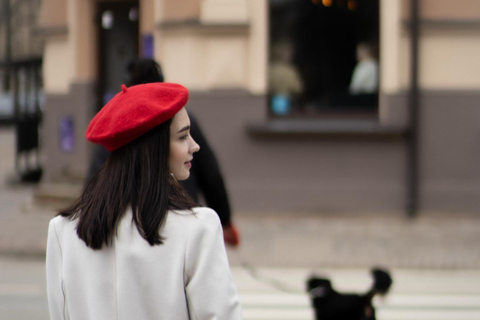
[86,58,240,246]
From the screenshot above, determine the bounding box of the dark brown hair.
[60,119,196,249]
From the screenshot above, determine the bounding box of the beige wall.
[163,0,200,21]
[200,0,249,24]
[155,31,208,89]
[246,0,267,94]
[140,0,155,34]
[39,0,68,28]
[68,0,96,83]
[380,0,402,95]
[402,0,480,20]
[39,0,70,94]
[43,39,74,94]
[156,30,249,90]
[397,0,480,91]
[154,0,267,92]
[420,29,480,90]
[382,0,480,95]
[41,0,96,93]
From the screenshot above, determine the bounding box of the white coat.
[46,207,242,320]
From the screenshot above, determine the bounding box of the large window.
[268,0,379,118]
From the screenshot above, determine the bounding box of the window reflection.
[268,41,304,115]
[349,42,379,95]
[269,0,379,117]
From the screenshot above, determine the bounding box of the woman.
[85,58,240,247]
[46,83,242,319]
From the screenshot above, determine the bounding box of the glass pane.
[269,0,380,117]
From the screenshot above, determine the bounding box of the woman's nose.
[190,137,200,153]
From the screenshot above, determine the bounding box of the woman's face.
[169,108,200,180]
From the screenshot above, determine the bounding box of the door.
[97,1,139,110]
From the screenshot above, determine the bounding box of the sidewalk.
[1,127,480,268]
[0,128,52,256]
[227,211,480,268]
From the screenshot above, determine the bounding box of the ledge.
[402,19,480,29]
[0,58,42,67]
[157,19,249,33]
[33,26,68,38]
[246,119,408,140]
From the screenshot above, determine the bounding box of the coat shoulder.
[192,207,220,223]
[48,215,77,237]
[170,207,221,236]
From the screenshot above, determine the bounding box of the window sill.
[246,119,408,140]
[157,19,249,33]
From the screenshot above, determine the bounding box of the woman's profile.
[46,83,242,319]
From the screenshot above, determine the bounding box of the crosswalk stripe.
[376,309,480,320]
[240,293,310,306]
[378,294,480,307]
[242,309,314,320]
[0,284,43,296]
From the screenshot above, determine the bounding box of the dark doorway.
[97,1,139,111]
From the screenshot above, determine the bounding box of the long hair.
[60,120,196,249]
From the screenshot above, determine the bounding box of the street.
[2,127,480,319]
[0,257,48,320]
[2,256,480,320]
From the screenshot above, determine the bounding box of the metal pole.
[407,0,420,217]
[2,0,12,90]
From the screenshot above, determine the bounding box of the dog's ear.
[307,277,331,290]
[307,277,333,297]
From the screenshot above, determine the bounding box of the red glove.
[223,223,240,247]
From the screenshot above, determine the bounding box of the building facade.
[38,0,480,215]
[1,0,43,120]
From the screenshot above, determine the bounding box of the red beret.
[86,83,188,151]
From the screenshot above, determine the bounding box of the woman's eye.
[180,135,188,140]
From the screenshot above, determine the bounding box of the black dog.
[306,268,392,320]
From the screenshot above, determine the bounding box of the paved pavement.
[0,128,52,257]
[2,126,480,319]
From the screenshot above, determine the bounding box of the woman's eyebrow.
[177,125,190,133]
